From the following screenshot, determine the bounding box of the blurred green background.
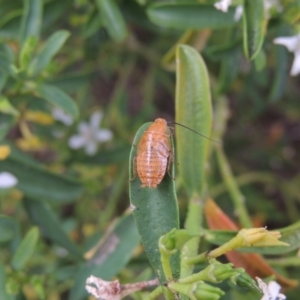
[0,0,300,299]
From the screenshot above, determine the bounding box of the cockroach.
[134,118,172,188]
[133,118,217,188]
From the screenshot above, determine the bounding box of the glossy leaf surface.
[37,83,78,118]
[243,0,265,60]
[148,3,236,30]
[175,44,212,196]
[129,122,180,284]
[11,227,39,270]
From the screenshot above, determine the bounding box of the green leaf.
[0,215,16,243]
[204,220,300,255]
[95,0,128,42]
[0,144,83,203]
[147,3,237,30]
[29,30,70,76]
[20,0,43,44]
[0,10,22,40]
[129,122,180,284]
[23,198,83,258]
[37,83,78,118]
[243,0,265,60]
[175,44,212,196]
[0,96,19,116]
[19,36,38,71]
[0,263,12,300]
[11,227,39,270]
[69,213,140,300]
[0,114,15,141]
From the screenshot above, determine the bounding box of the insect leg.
[167,150,175,180]
[129,156,137,181]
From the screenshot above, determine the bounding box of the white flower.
[234,5,243,22]
[273,33,300,76]
[214,0,232,12]
[214,0,242,22]
[52,107,73,126]
[0,172,18,189]
[256,277,286,300]
[214,0,282,22]
[68,111,113,156]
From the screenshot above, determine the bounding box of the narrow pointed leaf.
[23,198,83,258]
[0,146,83,203]
[11,227,39,270]
[95,0,128,42]
[147,3,237,30]
[69,213,140,300]
[20,0,42,44]
[37,83,78,118]
[29,30,70,76]
[129,122,180,284]
[175,44,212,196]
[243,0,265,60]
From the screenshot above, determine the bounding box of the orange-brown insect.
[134,118,173,188]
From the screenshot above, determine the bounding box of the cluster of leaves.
[1,0,300,299]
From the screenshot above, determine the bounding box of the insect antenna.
[169,121,220,144]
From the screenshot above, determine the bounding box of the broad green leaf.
[147,3,237,30]
[175,44,212,196]
[0,144,83,203]
[243,0,265,60]
[69,213,140,300]
[20,0,43,44]
[204,219,300,255]
[23,198,83,258]
[37,83,78,118]
[0,216,16,243]
[95,0,128,42]
[129,122,180,284]
[11,227,39,270]
[29,30,70,76]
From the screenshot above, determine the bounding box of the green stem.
[185,252,207,265]
[180,194,203,278]
[215,146,252,228]
[160,252,173,282]
[210,171,274,198]
[144,286,163,300]
[266,256,300,267]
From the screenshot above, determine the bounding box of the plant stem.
[215,146,252,228]
[144,286,163,300]
[180,194,203,278]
